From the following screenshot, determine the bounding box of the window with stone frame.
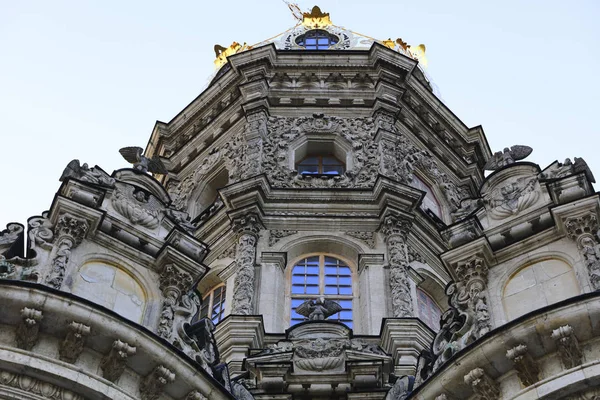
[411,175,443,219]
[296,154,345,176]
[290,255,353,328]
[200,284,226,325]
[416,288,443,331]
[295,29,339,50]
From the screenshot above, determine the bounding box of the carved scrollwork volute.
[59,321,91,363]
[139,365,175,400]
[44,213,89,290]
[158,265,194,340]
[100,339,137,382]
[231,213,263,315]
[564,213,600,290]
[16,307,43,350]
[379,215,414,318]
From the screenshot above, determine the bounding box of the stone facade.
[1,6,599,400]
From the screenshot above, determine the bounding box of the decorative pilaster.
[551,325,583,369]
[45,213,88,289]
[506,344,540,386]
[59,321,91,363]
[139,365,175,400]
[374,110,399,179]
[380,215,413,317]
[464,368,499,400]
[565,214,600,290]
[231,213,263,315]
[241,110,268,180]
[158,264,194,340]
[15,307,43,350]
[454,257,492,340]
[100,339,136,382]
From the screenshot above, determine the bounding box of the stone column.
[380,215,414,317]
[240,110,268,180]
[158,264,194,340]
[565,213,600,290]
[45,213,88,289]
[373,109,400,180]
[231,213,263,315]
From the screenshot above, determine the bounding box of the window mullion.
[319,254,325,294]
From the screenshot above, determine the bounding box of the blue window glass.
[200,284,226,324]
[290,255,353,328]
[296,30,339,50]
[297,155,345,176]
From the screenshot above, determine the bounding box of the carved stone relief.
[345,231,376,249]
[268,230,298,246]
[15,307,43,350]
[112,183,163,228]
[231,214,263,315]
[380,215,413,317]
[0,223,23,252]
[0,368,84,400]
[464,368,499,400]
[59,321,91,363]
[158,265,194,340]
[60,159,116,187]
[139,365,175,400]
[506,344,540,386]
[100,339,137,382]
[45,214,88,290]
[551,325,583,369]
[484,177,539,219]
[565,213,600,290]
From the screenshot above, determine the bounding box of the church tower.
[1,5,599,400]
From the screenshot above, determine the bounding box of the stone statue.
[296,297,342,321]
[580,236,600,290]
[119,146,168,174]
[386,375,414,400]
[60,159,115,187]
[484,145,533,171]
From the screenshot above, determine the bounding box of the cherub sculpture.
[296,297,342,321]
[484,145,533,171]
[118,146,168,174]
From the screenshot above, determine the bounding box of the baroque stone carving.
[540,157,595,183]
[506,344,540,386]
[345,231,376,248]
[464,368,499,399]
[0,223,23,250]
[483,145,533,171]
[45,214,88,289]
[451,198,483,222]
[231,380,255,400]
[119,146,169,174]
[16,307,43,350]
[165,208,196,232]
[385,375,414,400]
[0,368,84,400]
[231,214,263,315]
[60,159,116,187]
[565,214,600,290]
[380,215,413,317]
[100,339,137,382]
[158,265,194,340]
[139,365,175,400]
[484,177,539,219]
[551,325,583,369]
[296,298,342,321]
[112,184,163,228]
[186,391,208,400]
[28,214,54,251]
[59,321,91,363]
[268,230,298,246]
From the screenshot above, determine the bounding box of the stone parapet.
[380,318,435,376]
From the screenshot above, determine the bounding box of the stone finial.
[464,368,499,400]
[59,321,91,363]
[16,307,43,350]
[140,365,175,400]
[186,391,208,400]
[551,325,583,369]
[100,339,137,382]
[506,344,540,386]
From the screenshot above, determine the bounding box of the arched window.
[290,255,353,328]
[411,175,442,218]
[72,262,146,323]
[416,289,442,331]
[296,155,345,175]
[503,259,579,321]
[200,284,226,324]
[296,30,339,50]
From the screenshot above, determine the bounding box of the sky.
[1,0,599,229]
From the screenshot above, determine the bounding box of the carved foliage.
[551,325,583,369]
[231,214,262,315]
[506,344,540,386]
[346,231,376,249]
[268,230,298,246]
[464,368,499,400]
[139,365,175,400]
[16,307,43,350]
[0,368,84,400]
[100,339,137,382]
[45,214,88,290]
[380,215,413,317]
[59,321,91,363]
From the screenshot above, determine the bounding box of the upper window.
[411,175,442,218]
[200,284,226,325]
[297,155,345,175]
[290,255,353,328]
[296,30,339,50]
[417,289,442,331]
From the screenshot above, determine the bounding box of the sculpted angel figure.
[580,236,600,290]
[296,297,343,321]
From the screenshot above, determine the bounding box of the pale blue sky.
[1,1,599,228]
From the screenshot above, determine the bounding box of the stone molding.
[0,368,85,400]
[139,365,175,400]
[100,339,137,382]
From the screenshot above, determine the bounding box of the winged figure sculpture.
[119,146,168,175]
[296,297,343,321]
[484,145,533,171]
